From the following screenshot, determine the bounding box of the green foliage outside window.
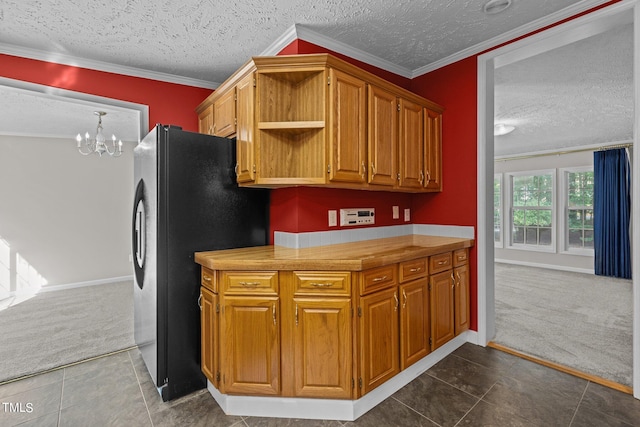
[567,171,594,249]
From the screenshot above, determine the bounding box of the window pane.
[525,228,538,245]
[513,227,524,244]
[539,210,552,227]
[539,228,552,245]
[565,170,594,251]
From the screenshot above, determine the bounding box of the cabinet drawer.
[201,267,216,292]
[453,249,468,267]
[399,258,428,283]
[430,252,452,274]
[221,271,278,295]
[360,265,397,295]
[293,271,351,296]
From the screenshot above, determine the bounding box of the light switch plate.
[404,208,411,222]
[328,210,337,227]
[392,206,399,219]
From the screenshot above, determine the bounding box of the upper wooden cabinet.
[213,88,236,137]
[198,104,213,135]
[196,54,444,193]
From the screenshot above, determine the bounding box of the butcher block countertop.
[194,235,474,271]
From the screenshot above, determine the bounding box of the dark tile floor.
[1,343,639,426]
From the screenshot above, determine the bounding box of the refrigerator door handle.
[133,179,146,289]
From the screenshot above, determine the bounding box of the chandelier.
[76,111,123,157]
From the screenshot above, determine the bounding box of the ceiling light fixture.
[494,123,515,136]
[76,111,123,157]
[483,0,512,15]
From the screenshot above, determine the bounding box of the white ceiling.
[0,0,632,155]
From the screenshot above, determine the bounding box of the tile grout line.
[568,381,590,426]
[128,350,154,427]
[57,368,65,427]
[390,396,443,427]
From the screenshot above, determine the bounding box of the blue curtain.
[593,148,631,279]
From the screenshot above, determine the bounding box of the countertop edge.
[195,236,474,272]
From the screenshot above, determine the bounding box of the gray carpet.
[0,280,135,383]
[494,263,633,387]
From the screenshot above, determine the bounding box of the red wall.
[0,54,212,132]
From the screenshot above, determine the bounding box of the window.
[494,174,503,246]
[507,171,555,251]
[562,168,594,253]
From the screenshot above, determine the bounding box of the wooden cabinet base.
[206,333,470,421]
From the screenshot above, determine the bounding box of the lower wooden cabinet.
[430,270,455,351]
[200,248,470,400]
[200,286,218,385]
[358,286,400,394]
[293,297,352,398]
[399,278,430,370]
[220,296,280,395]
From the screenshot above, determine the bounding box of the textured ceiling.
[494,21,633,157]
[0,0,631,156]
[0,0,589,84]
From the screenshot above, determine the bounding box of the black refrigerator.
[132,125,269,401]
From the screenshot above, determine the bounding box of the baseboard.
[38,275,133,293]
[495,259,594,275]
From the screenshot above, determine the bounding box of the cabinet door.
[236,74,256,183]
[220,295,279,395]
[213,88,236,137]
[454,263,470,334]
[358,287,399,395]
[399,279,430,370]
[424,108,442,191]
[430,270,455,351]
[328,68,367,183]
[198,104,214,135]
[293,297,352,398]
[200,286,218,385]
[398,98,424,190]
[368,85,397,187]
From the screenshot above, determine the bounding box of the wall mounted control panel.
[340,208,375,226]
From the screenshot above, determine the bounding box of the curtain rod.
[495,142,633,162]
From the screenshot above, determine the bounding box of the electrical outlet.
[392,206,399,219]
[404,208,411,222]
[328,210,337,227]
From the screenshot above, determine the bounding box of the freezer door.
[133,127,161,389]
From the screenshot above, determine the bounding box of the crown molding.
[292,25,413,78]
[260,24,299,56]
[0,42,220,89]
[411,0,612,77]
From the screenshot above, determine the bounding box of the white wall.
[494,149,594,272]
[0,135,134,287]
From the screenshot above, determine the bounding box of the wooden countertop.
[195,235,474,271]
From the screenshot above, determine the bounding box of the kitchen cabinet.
[290,271,353,399]
[235,73,256,183]
[328,68,367,184]
[454,249,470,334]
[424,108,443,191]
[195,54,443,193]
[398,258,430,370]
[198,104,214,135]
[429,252,455,351]
[398,97,425,190]
[195,235,473,401]
[357,265,399,395]
[219,271,280,396]
[367,84,398,187]
[213,88,236,137]
[200,274,218,386]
